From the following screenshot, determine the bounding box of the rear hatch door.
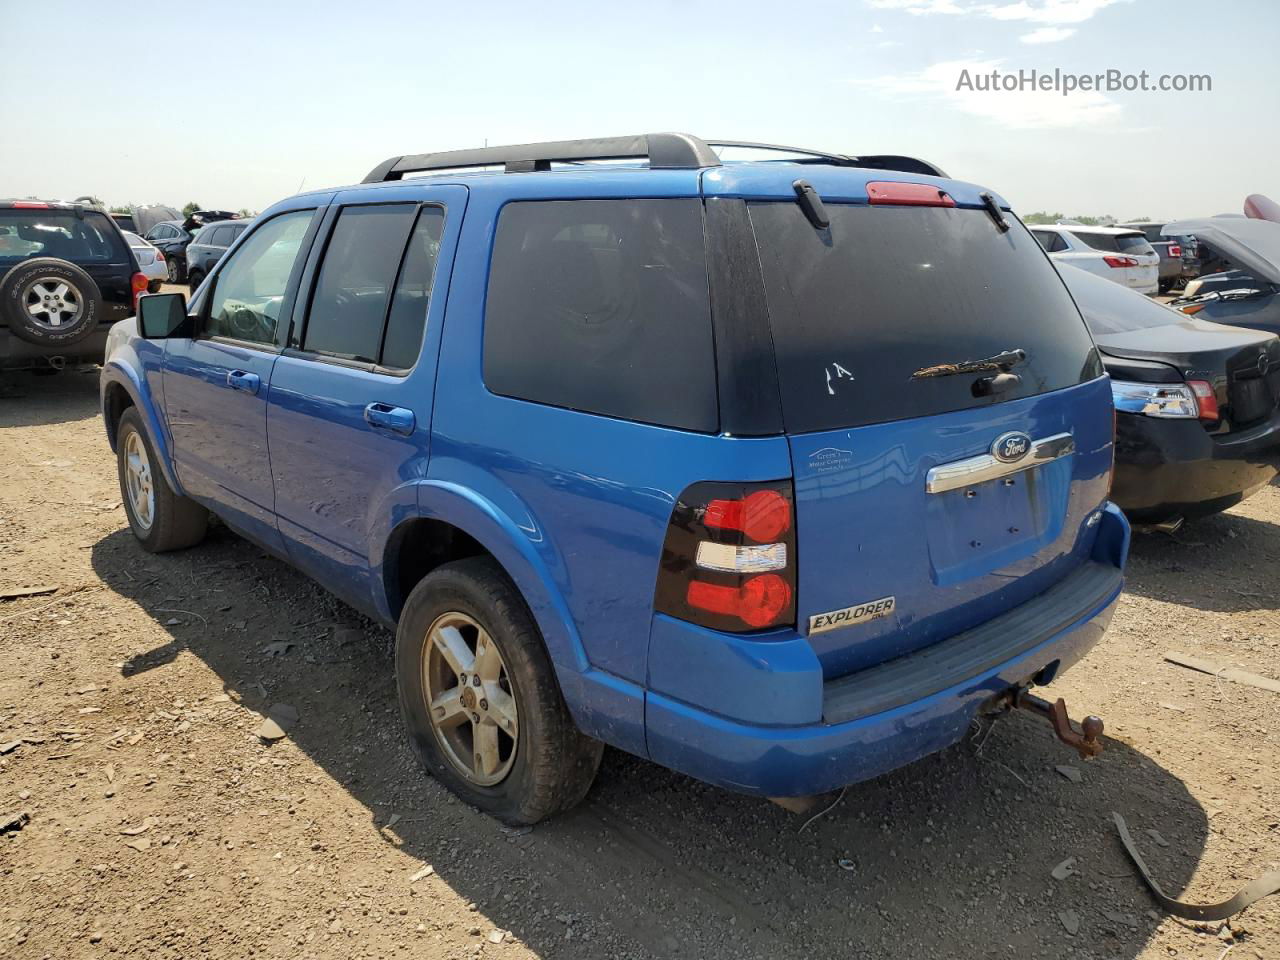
[748,194,1113,678]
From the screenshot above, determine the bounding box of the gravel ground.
[1,368,1277,960]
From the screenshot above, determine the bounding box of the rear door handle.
[226,370,260,394]
[364,402,415,436]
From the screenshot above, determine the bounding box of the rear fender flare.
[396,480,590,675]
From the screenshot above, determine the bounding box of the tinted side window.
[302,204,417,362]
[381,207,445,370]
[206,210,314,345]
[210,226,234,247]
[483,199,716,432]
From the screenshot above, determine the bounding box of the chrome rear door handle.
[364,402,416,436]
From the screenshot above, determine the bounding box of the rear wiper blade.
[912,348,1027,380]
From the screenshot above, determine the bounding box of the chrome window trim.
[925,432,1075,494]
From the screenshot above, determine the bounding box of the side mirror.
[138,292,190,339]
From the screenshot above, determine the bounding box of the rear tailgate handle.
[926,433,1074,494]
[364,402,415,436]
[226,370,260,394]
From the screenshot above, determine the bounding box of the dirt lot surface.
[1,370,1277,960]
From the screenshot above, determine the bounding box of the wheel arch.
[377,481,590,677]
[99,363,184,496]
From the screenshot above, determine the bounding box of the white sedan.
[1029,223,1160,295]
[122,231,167,292]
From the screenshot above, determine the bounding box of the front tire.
[186,269,204,292]
[116,407,208,552]
[395,557,602,824]
[166,257,185,284]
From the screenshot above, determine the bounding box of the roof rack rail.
[361,134,948,183]
[362,133,722,183]
[705,141,947,178]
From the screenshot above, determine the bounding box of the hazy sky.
[2,0,1273,219]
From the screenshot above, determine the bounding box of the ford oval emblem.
[992,431,1031,463]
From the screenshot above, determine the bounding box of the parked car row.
[93,134,1276,827]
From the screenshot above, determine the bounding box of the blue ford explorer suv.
[100,134,1129,824]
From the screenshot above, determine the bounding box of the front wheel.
[186,269,204,292]
[166,257,184,284]
[395,557,602,824]
[116,407,208,552]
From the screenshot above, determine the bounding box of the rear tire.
[166,257,185,284]
[116,407,208,552]
[395,557,603,824]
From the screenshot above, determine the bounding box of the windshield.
[0,209,127,262]
[749,202,1101,432]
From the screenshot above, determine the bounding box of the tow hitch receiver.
[996,687,1105,759]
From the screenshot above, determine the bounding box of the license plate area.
[925,459,1071,586]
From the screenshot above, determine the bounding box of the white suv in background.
[1029,223,1160,295]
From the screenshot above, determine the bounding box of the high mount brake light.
[654,480,797,633]
[11,201,50,209]
[866,181,956,207]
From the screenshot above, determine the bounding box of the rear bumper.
[1111,410,1280,522]
[644,504,1128,797]
[0,325,111,370]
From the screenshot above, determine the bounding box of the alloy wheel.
[22,277,83,330]
[421,611,519,786]
[123,430,155,531]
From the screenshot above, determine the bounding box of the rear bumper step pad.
[822,561,1122,725]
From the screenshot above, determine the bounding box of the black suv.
[1,200,144,370]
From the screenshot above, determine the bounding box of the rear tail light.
[1187,379,1219,422]
[154,249,165,261]
[130,272,148,308]
[655,481,796,633]
[1168,244,1182,258]
[1180,303,1206,315]
[1103,255,1140,268]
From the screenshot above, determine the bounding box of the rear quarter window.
[483,198,717,432]
[750,202,1102,433]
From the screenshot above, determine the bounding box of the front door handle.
[364,402,415,436]
[226,370,260,394]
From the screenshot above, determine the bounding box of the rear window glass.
[749,202,1101,433]
[1072,231,1153,255]
[1059,265,1178,335]
[483,199,717,432]
[0,210,127,262]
